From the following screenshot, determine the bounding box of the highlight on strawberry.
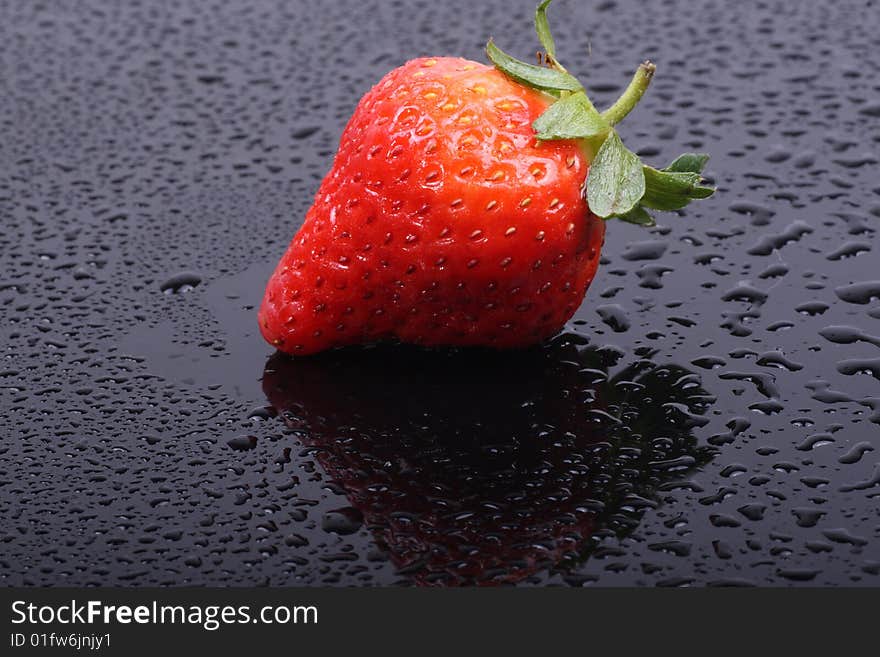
[259,0,715,355]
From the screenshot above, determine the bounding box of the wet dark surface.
[1,0,878,586]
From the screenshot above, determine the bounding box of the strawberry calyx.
[487,0,715,227]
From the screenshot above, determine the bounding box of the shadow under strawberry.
[262,333,716,585]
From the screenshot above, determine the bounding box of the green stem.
[601,61,656,126]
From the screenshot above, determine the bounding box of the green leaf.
[641,165,715,211]
[689,185,716,199]
[613,205,655,226]
[586,131,646,218]
[535,0,557,60]
[533,91,609,140]
[665,153,710,174]
[486,40,581,93]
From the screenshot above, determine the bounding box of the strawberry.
[259,1,714,355]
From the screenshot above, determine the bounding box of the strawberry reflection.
[262,333,715,586]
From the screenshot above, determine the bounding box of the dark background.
[0,0,878,586]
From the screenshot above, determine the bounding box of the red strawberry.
[259,1,714,355]
[260,58,600,354]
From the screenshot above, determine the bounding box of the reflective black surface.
[263,340,715,585]
[1,0,878,585]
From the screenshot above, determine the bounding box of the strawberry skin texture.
[259,57,605,355]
